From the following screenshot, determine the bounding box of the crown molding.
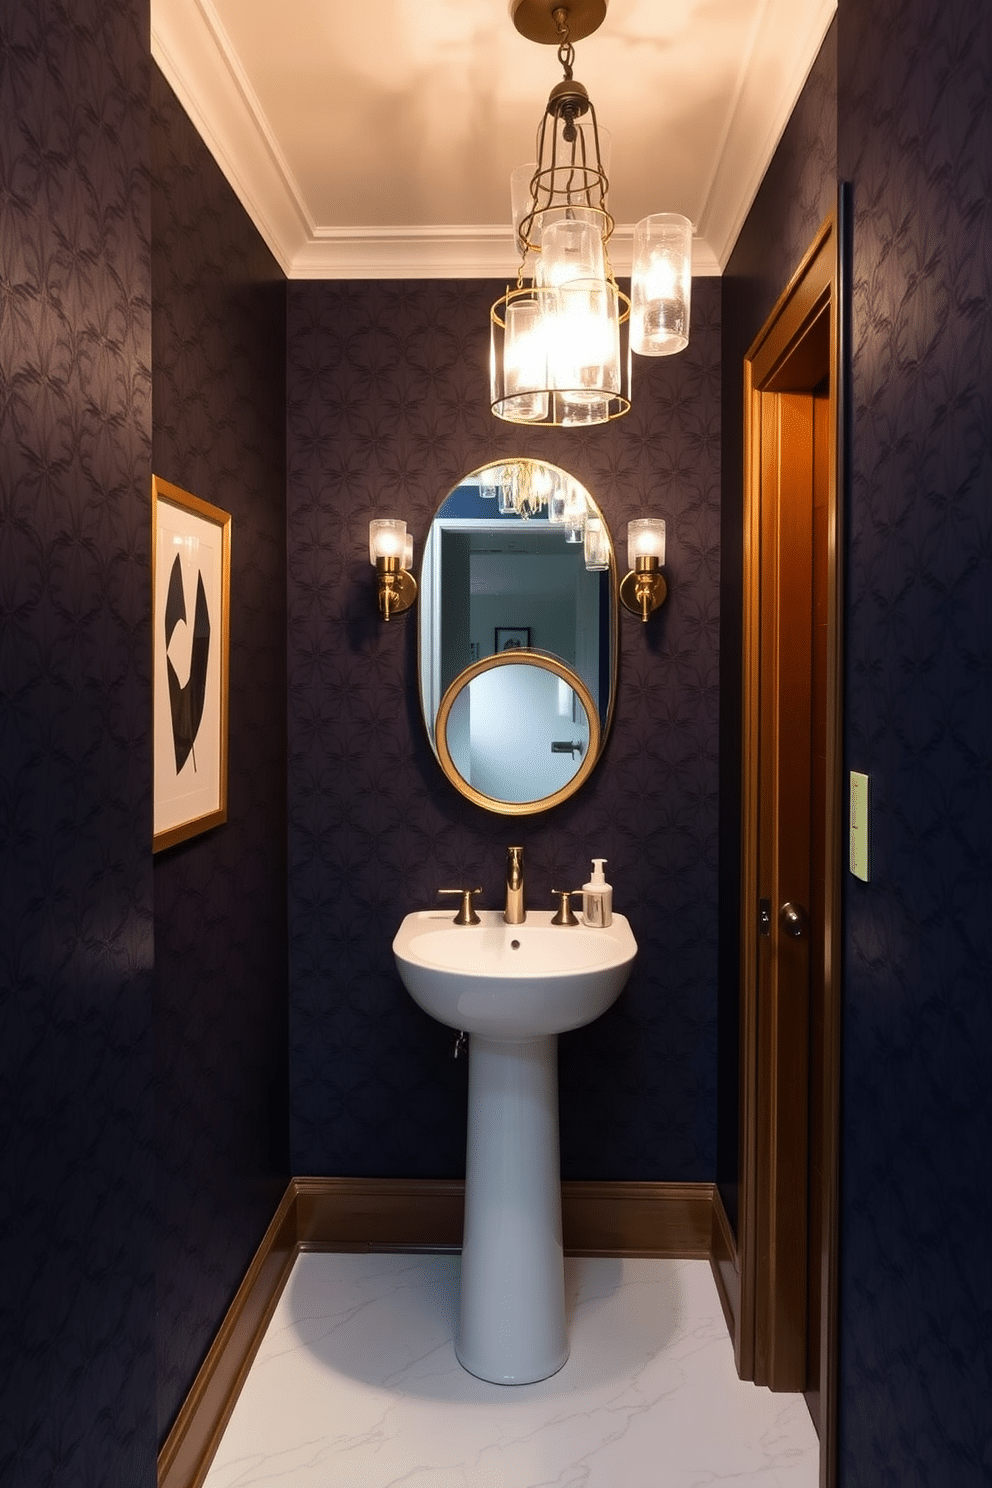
[697,0,838,269]
[287,226,722,281]
[152,0,312,276]
[151,0,833,281]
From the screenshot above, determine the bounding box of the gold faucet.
[504,845,525,924]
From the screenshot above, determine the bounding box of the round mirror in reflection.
[418,459,617,814]
[435,652,601,815]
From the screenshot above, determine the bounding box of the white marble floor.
[203,1251,819,1488]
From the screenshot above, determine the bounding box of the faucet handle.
[550,888,580,927]
[437,887,484,926]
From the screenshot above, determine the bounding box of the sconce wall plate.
[619,559,668,622]
[376,556,417,621]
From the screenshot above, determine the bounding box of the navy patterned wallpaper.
[836,0,992,1482]
[287,278,722,1182]
[718,21,839,1231]
[150,66,290,1441]
[0,0,156,1485]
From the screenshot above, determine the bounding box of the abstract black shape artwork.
[165,556,211,772]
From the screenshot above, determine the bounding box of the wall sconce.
[369,519,417,621]
[620,517,667,621]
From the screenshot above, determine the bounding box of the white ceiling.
[151,0,836,279]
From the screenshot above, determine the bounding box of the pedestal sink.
[393,908,637,1384]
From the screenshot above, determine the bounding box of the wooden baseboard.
[158,1176,721,1488]
[709,1184,741,1344]
[157,1185,298,1488]
[563,1180,714,1256]
[295,1175,465,1249]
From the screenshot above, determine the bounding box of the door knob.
[779,901,809,939]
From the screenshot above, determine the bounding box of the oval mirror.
[419,460,617,813]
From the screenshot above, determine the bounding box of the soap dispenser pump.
[582,858,613,927]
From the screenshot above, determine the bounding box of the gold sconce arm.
[376,556,417,621]
[619,556,668,622]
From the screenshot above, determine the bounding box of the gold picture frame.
[152,476,231,852]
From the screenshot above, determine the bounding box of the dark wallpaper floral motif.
[2,0,989,1481]
[287,278,723,1183]
[150,65,290,1441]
[0,1,156,1485]
[837,0,992,1481]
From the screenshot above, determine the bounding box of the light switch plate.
[850,771,870,881]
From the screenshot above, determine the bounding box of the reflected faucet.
[504,845,525,924]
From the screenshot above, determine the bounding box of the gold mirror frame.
[435,651,602,816]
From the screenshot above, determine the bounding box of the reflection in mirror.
[419,460,617,766]
[436,652,601,815]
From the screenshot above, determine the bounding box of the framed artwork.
[495,626,531,652]
[152,476,231,852]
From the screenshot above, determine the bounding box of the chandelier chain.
[553,7,575,78]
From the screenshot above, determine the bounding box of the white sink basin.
[393,908,637,1039]
[393,904,637,1386]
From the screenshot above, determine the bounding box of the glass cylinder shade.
[631,213,692,357]
[584,515,610,571]
[491,280,631,425]
[538,216,606,289]
[497,464,519,514]
[494,295,549,423]
[561,479,587,540]
[627,517,666,568]
[369,518,406,565]
[478,468,499,500]
[549,279,620,393]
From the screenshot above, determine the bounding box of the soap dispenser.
[581,859,613,927]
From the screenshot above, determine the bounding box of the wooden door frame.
[736,198,847,1488]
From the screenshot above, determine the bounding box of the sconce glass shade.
[403,531,414,570]
[630,213,692,357]
[584,515,609,571]
[369,518,407,565]
[627,517,667,569]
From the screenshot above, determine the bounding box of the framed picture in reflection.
[495,626,531,653]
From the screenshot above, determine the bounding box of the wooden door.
[737,208,845,1486]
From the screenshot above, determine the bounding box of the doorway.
[734,206,845,1487]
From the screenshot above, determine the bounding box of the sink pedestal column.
[457,1033,568,1384]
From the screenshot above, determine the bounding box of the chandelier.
[490,0,692,428]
